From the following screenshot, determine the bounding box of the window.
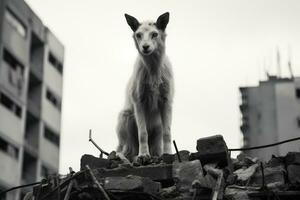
[44,126,60,147]
[0,92,22,117]
[3,49,24,91]
[48,52,63,74]
[41,165,52,178]
[0,136,19,159]
[296,88,300,99]
[46,89,61,110]
[4,8,27,37]
[3,49,24,72]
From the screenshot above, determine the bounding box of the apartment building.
[0,0,64,199]
[240,76,300,161]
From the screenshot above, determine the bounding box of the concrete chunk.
[234,164,259,184]
[80,154,110,170]
[191,135,231,169]
[95,164,173,183]
[286,152,300,165]
[104,175,161,194]
[173,160,204,192]
[249,166,285,188]
[287,165,300,185]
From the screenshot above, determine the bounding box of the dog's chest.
[136,76,169,110]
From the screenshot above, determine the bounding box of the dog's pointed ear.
[156,12,169,31]
[125,13,140,32]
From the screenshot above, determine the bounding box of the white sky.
[25,0,300,174]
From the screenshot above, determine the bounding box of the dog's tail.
[116,109,138,161]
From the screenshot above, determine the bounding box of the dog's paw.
[134,154,151,166]
[114,152,131,164]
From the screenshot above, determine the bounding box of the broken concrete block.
[287,165,300,184]
[161,153,175,164]
[174,150,190,162]
[266,155,285,168]
[80,154,110,170]
[104,175,161,194]
[95,164,173,183]
[286,152,300,165]
[225,187,250,200]
[190,135,231,169]
[249,166,285,188]
[234,164,259,184]
[226,174,237,185]
[173,160,204,192]
[160,186,180,198]
[204,165,225,200]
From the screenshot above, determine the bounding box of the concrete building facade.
[240,76,300,161]
[0,0,64,199]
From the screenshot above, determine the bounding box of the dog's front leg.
[161,102,172,154]
[134,103,150,157]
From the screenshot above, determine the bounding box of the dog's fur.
[116,12,174,162]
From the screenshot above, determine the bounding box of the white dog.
[116,12,174,163]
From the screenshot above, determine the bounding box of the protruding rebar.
[88,129,109,157]
[173,140,181,162]
[86,165,111,200]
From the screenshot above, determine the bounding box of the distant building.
[0,0,64,199]
[240,76,300,161]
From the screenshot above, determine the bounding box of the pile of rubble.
[24,135,300,200]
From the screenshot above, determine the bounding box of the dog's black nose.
[143,45,150,51]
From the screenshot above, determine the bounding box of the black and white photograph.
[0,0,300,199]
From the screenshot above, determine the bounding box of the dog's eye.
[136,33,142,39]
[152,32,158,38]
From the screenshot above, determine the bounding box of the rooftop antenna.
[288,45,294,80]
[276,47,281,78]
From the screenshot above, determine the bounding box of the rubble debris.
[14,134,300,200]
[233,163,259,184]
[249,165,286,188]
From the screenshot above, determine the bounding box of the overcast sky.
[25,0,300,173]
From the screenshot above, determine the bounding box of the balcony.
[21,151,37,184]
[0,149,19,186]
[0,50,25,101]
[0,103,23,144]
[240,123,250,133]
[42,91,61,132]
[27,72,42,118]
[40,136,59,169]
[24,111,40,153]
[30,32,44,80]
[239,103,249,113]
